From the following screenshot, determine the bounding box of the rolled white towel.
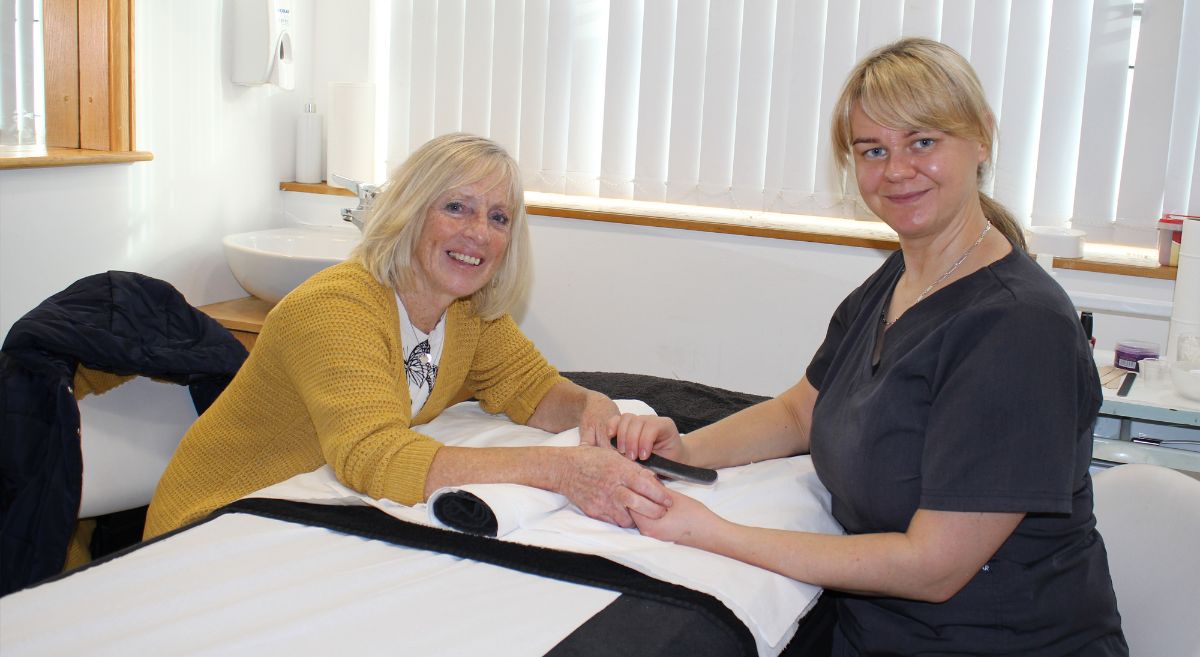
[428,484,570,537]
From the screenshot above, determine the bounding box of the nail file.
[610,438,718,485]
[1116,372,1136,397]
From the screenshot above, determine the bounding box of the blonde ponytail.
[980,192,1026,251]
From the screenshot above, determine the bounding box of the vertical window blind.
[0,0,43,149]
[377,0,1198,249]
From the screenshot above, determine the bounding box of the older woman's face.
[410,174,513,311]
[849,105,987,241]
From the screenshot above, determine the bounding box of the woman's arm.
[611,376,820,469]
[526,379,620,445]
[634,492,1022,602]
[423,442,672,528]
[430,378,670,527]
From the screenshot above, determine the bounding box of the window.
[1,0,44,149]
[373,0,1198,250]
[1,0,145,167]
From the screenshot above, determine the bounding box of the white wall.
[520,216,884,395]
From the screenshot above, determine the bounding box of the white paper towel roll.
[1182,218,1200,259]
[326,82,376,185]
[1167,218,1200,359]
[1028,226,1086,258]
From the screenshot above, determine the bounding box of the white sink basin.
[222,225,359,304]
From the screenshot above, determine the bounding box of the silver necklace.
[882,221,992,329]
[400,310,431,361]
[401,315,437,390]
[915,220,992,302]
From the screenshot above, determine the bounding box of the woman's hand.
[631,489,723,546]
[577,390,621,447]
[608,414,684,462]
[528,381,620,444]
[557,445,673,528]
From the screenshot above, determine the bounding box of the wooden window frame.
[0,0,151,169]
[279,182,1177,281]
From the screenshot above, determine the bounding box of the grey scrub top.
[805,246,1126,656]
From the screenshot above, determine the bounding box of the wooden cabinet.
[198,297,272,351]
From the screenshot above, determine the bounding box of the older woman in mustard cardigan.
[145,133,671,537]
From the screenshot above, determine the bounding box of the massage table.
[0,373,843,657]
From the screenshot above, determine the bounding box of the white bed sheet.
[0,513,617,657]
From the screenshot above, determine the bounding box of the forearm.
[527,380,593,432]
[422,445,565,497]
[423,442,672,528]
[699,523,945,600]
[684,508,1021,603]
[527,380,619,448]
[677,377,816,469]
[681,393,813,469]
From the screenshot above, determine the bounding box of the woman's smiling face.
[849,104,988,241]
[409,174,513,312]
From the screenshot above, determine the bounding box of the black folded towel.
[431,490,499,536]
[562,372,767,433]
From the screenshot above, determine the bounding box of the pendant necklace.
[882,220,992,330]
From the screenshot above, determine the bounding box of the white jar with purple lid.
[1114,340,1160,371]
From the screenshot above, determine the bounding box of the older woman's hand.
[576,390,621,447]
[528,382,620,445]
[558,445,672,528]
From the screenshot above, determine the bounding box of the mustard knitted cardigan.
[144,261,564,537]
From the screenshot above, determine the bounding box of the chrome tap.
[331,173,380,232]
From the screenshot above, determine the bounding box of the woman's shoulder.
[268,260,394,324]
[303,259,379,289]
[978,249,1078,318]
[283,260,387,302]
[944,253,1085,352]
[448,300,521,334]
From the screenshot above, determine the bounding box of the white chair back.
[1092,464,1200,657]
[77,377,197,518]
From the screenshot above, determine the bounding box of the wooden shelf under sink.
[199,297,272,350]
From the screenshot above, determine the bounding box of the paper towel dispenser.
[233,0,295,90]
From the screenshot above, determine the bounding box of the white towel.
[427,484,570,536]
[251,400,843,654]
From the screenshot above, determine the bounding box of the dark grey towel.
[562,372,768,433]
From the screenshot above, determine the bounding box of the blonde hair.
[830,37,1026,250]
[351,133,531,320]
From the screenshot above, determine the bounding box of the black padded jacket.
[0,271,247,595]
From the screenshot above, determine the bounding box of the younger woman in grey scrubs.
[612,38,1126,656]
